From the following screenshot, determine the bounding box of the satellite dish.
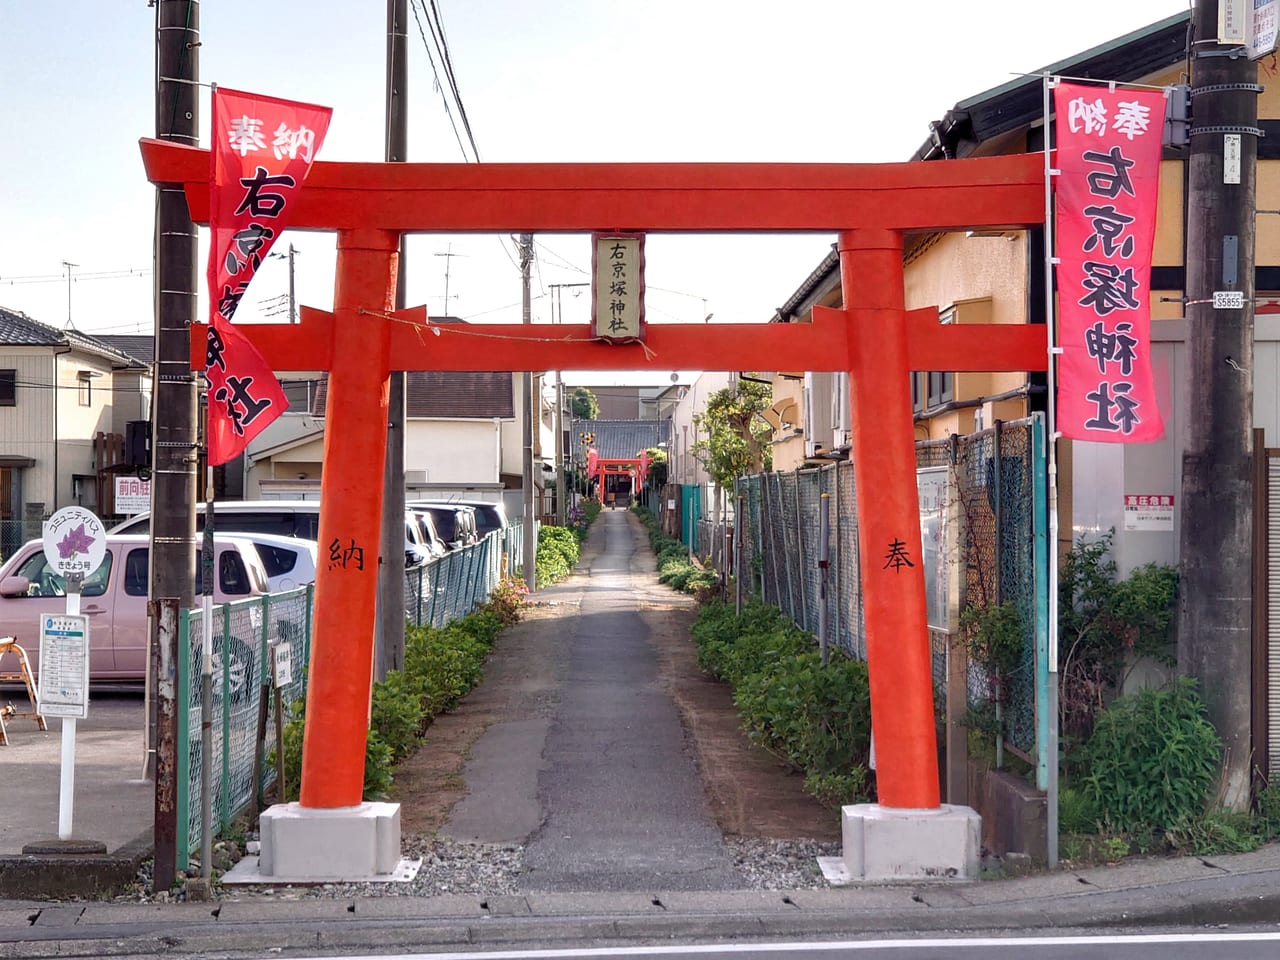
[669,372,679,383]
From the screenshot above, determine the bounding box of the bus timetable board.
[37,614,90,719]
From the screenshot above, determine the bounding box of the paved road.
[281,932,1280,960]
[444,509,738,891]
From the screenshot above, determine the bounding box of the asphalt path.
[444,509,738,891]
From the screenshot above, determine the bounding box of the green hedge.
[277,607,507,801]
[633,504,718,597]
[691,599,873,807]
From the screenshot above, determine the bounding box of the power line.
[0,268,152,287]
[408,0,478,162]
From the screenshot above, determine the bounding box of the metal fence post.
[220,605,232,833]
[736,488,744,616]
[818,491,831,666]
[834,463,843,651]
[794,470,808,632]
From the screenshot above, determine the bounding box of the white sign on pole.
[113,476,151,516]
[1124,493,1176,531]
[917,466,950,631]
[1214,290,1246,310]
[37,614,90,720]
[1250,0,1280,59]
[1224,133,1242,184]
[42,507,107,579]
[1221,0,1249,42]
[273,641,293,688]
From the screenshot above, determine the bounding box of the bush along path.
[631,504,719,599]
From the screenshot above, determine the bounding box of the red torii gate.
[141,141,1046,856]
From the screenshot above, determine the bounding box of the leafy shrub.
[486,577,529,626]
[277,697,398,802]
[1059,531,1178,741]
[1084,678,1221,836]
[537,525,581,585]
[371,669,427,762]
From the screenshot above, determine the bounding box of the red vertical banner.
[1053,81,1166,442]
[205,87,333,465]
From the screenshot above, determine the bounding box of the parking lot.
[0,690,151,856]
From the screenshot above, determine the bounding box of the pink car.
[0,534,269,685]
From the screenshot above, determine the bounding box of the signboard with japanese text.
[592,233,646,342]
[206,86,332,465]
[1124,493,1175,531]
[1250,0,1280,59]
[41,507,106,579]
[114,476,151,516]
[1053,82,1166,443]
[273,641,293,687]
[37,614,90,719]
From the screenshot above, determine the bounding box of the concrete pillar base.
[818,803,981,884]
[258,801,401,879]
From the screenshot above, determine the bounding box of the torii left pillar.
[256,228,405,879]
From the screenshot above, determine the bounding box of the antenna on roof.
[61,261,79,330]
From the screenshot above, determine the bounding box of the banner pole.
[1042,72,1061,871]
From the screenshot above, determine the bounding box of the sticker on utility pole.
[1221,0,1248,43]
[1214,291,1245,309]
[1224,133,1242,184]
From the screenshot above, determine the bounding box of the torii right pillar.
[822,228,979,883]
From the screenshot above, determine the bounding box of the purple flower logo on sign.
[56,523,95,560]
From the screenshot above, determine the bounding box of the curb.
[0,832,151,901]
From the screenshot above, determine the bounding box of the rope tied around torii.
[355,307,660,362]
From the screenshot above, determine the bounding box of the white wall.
[1069,314,1280,577]
[666,372,736,486]
[407,419,501,485]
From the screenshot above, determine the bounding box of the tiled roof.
[312,370,515,419]
[0,306,142,366]
[569,418,670,460]
[96,335,154,365]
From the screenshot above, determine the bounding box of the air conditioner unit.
[404,469,428,484]
[832,429,852,450]
[805,439,823,459]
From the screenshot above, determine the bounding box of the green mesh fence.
[176,526,520,870]
[737,416,1047,769]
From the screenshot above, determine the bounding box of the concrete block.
[258,801,401,879]
[837,803,981,882]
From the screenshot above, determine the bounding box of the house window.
[77,371,94,406]
[282,378,316,414]
[0,369,14,406]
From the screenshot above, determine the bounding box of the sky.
[0,0,1189,386]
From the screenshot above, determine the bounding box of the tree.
[642,447,668,488]
[570,387,600,420]
[690,378,772,490]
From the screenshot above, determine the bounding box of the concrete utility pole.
[1178,0,1260,810]
[151,0,200,892]
[521,233,537,590]
[376,0,409,680]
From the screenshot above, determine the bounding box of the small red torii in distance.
[141,139,1047,815]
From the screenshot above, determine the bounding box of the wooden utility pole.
[376,0,409,679]
[1179,0,1260,810]
[151,0,200,891]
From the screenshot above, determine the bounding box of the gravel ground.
[120,836,841,902]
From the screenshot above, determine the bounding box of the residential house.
[770,11,1273,580]
[0,307,148,554]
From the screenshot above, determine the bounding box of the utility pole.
[521,233,537,590]
[549,283,588,525]
[151,0,200,892]
[376,0,408,680]
[1179,0,1260,810]
[434,244,462,313]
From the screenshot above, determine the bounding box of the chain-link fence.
[0,519,44,568]
[174,524,525,870]
[733,415,1047,774]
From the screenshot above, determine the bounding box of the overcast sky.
[0,1,1187,383]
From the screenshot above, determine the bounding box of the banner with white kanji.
[205,86,332,465]
[1053,81,1166,443]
